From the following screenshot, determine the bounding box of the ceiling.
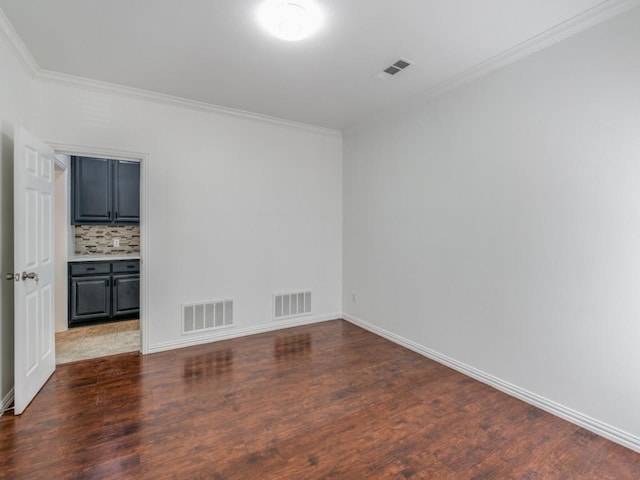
[0,0,625,130]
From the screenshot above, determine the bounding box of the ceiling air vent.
[379,58,413,78]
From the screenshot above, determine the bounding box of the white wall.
[33,80,343,351]
[0,32,33,409]
[343,8,640,446]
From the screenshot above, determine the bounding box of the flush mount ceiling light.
[258,0,323,42]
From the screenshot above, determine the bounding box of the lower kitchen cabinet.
[112,274,140,316]
[70,276,112,323]
[69,260,140,327]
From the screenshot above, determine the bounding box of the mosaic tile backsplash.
[74,225,140,255]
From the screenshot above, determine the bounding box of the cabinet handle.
[86,267,95,271]
[127,265,135,269]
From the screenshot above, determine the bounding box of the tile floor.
[55,319,140,364]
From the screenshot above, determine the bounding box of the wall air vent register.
[182,299,233,334]
[274,291,311,320]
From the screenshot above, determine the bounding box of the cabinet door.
[113,160,140,224]
[72,156,112,224]
[69,276,112,325]
[112,274,140,317]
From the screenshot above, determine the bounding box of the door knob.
[5,273,19,281]
[21,271,39,282]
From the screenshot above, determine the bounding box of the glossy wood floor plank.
[1,320,639,479]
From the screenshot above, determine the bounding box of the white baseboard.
[1,387,15,416]
[343,313,640,454]
[147,313,341,354]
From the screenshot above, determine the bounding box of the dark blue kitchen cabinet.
[113,160,141,223]
[70,275,112,324]
[112,274,140,317]
[72,156,140,225]
[72,156,112,224]
[69,260,140,327]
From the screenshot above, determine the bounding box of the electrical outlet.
[113,238,120,247]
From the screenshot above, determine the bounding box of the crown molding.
[36,69,342,137]
[426,0,640,98]
[0,8,340,137]
[1,1,638,135]
[346,0,640,133]
[0,7,38,75]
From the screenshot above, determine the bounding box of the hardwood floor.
[1,320,638,479]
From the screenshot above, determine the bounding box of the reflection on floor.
[55,319,140,364]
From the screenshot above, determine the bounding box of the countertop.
[68,254,140,263]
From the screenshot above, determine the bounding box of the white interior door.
[13,128,56,415]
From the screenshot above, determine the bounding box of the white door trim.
[46,143,150,354]
[53,156,70,333]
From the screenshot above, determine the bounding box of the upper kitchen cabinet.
[72,156,112,224]
[72,156,140,225]
[113,160,141,223]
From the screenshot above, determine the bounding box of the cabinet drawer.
[112,260,140,273]
[69,262,111,276]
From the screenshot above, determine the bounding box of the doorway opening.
[52,151,143,364]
